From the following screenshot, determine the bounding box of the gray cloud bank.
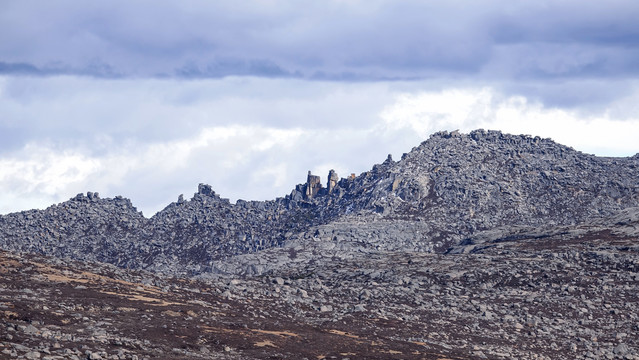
[2,1,638,81]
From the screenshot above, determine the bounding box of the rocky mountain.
[1,129,638,276]
[1,129,639,359]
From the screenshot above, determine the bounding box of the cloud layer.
[2,1,639,81]
[1,1,639,215]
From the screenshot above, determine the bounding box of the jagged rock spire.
[328,170,339,194]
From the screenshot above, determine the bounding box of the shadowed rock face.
[1,129,638,276]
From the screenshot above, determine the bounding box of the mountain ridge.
[1,129,638,276]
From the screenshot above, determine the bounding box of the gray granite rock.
[0,130,638,279]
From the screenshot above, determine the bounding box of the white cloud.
[0,146,101,214]
[489,97,639,156]
[0,145,100,194]
[380,88,496,136]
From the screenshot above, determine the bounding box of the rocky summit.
[1,129,639,359]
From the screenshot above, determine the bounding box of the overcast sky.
[1,0,639,216]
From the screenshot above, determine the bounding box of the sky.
[1,0,639,216]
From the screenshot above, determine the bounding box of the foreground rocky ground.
[2,209,638,359]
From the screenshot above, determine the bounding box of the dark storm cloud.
[175,59,298,79]
[2,0,638,82]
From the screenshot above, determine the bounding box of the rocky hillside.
[1,129,639,359]
[2,208,638,359]
[1,129,638,276]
